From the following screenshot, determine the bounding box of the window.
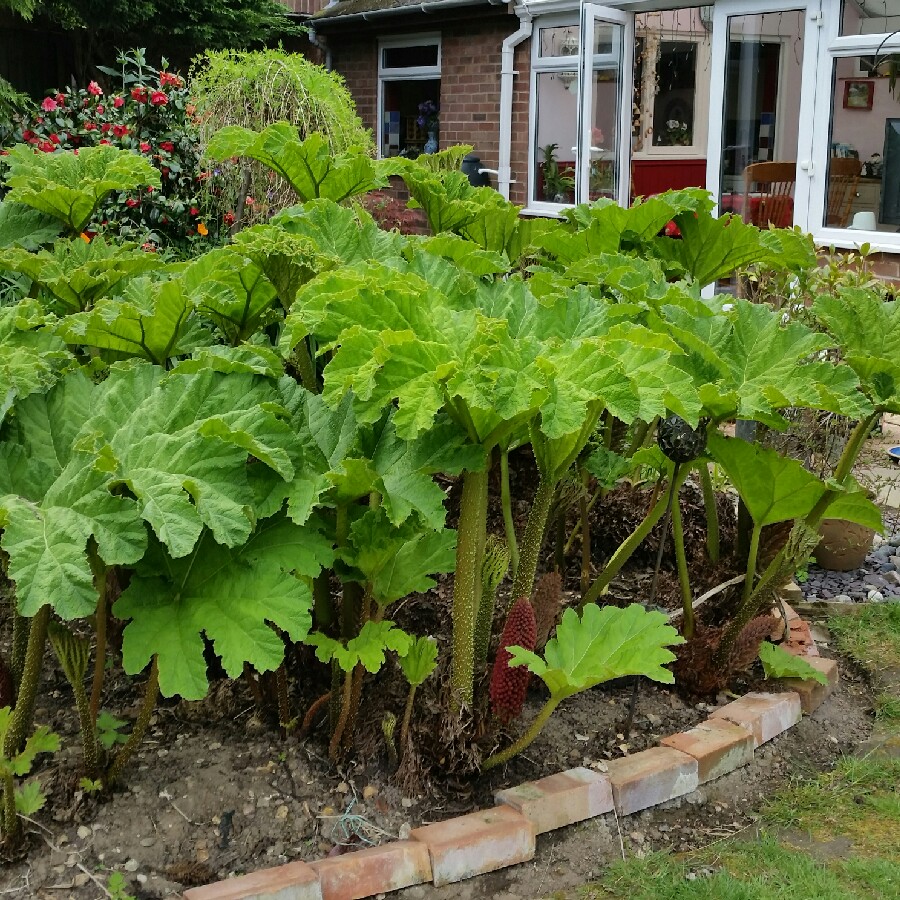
[813,3,900,241]
[378,35,441,159]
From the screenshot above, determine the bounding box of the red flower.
[38,141,55,152]
[99,139,111,145]
[245,196,255,206]
[146,186,155,193]
[125,198,139,208]
[101,123,111,133]
[159,140,174,153]
[149,90,168,106]
[190,206,200,216]
[41,96,57,112]
[87,81,103,96]
[112,124,129,138]
[159,72,183,88]
[96,105,104,114]
[161,167,170,178]
[55,92,66,104]
[141,242,157,253]
[223,211,236,226]
[131,86,149,103]
[84,122,97,131]
[21,129,34,140]
[48,133,60,144]
[139,141,151,152]
[113,96,125,108]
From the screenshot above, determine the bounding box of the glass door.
[707,1,821,229]
[578,5,634,206]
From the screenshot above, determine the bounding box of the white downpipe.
[498,8,533,200]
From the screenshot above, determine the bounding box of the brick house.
[293,1,900,272]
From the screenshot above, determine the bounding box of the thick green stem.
[106,657,158,786]
[73,676,99,779]
[580,467,592,594]
[450,468,489,710]
[1,769,18,844]
[581,466,691,607]
[399,684,416,752]
[500,449,519,580]
[10,611,28,691]
[329,668,354,760]
[291,341,318,393]
[482,695,562,770]
[88,556,108,725]
[511,477,557,601]
[670,498,694,639]
[312,571,334,630]
[698,463,720,564]
[4,605,50,759]
[343,592,373,748]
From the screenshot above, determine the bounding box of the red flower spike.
[490,597,537,725]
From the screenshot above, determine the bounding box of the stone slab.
[183,861,323,900]
[494,766,613,834]
[410,806,534,887]
[605,746,699,816]
[777,656,840,714]
[710,691,802,747]
[661,719,755,783]
[308,841,431,900]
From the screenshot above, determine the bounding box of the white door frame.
[705,0,823,228]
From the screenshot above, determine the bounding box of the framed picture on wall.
[844,79,875,110]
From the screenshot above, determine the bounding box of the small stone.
[136,874,148,885]
[208,741,222,751]
[256,796,271,809]
[76,825,91,840]
[74,873,90,887]
[275,805,289,820]
[242,803,254,816]
[630,831,645,844]
[140,837,154,847]
[833,594,852,603]
[401,797,414,808]
[123,858,139,873]
[869,590,885,603]
[336,781,350,795]
[399,822,411,839]
[363,785,379,800]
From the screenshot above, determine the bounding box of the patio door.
[706,1,822,229]
[577,5,634,207]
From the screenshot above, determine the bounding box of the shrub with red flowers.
[1,49,210,253]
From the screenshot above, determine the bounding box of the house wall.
[327,15,531,206]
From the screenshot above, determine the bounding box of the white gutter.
[498,6,532,200]
[307,27,333,70]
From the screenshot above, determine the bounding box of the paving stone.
[661,719,754,783]
[494,766,613,834]
[709,691,802,747]
[309,841,431,900]
[777,656,840,714]
[182,860,323,900]
[779,584,804,606]
[410,806,534,887]
[605,746,698,816]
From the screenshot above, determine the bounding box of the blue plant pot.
[424,130,438,154]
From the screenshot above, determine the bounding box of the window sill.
[812,226,900,255]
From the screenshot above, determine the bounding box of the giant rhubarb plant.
[483,603,683,769]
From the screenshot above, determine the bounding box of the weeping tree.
[190,50,372,228]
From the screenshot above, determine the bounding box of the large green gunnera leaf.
[0,201,62,250]
[114,526,318,699]
[4,144,160,233]
[507,603,683,701]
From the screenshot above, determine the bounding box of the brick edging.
[183,605,839,900]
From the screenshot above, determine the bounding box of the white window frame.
[376,34,442,161]
[808,13,900,251]
[633,29,712,159]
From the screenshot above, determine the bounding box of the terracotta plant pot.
[812,518,875,571]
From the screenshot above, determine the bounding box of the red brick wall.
[328,16,534,205]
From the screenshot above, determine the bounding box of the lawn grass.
[580,758,900,900]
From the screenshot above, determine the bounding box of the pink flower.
[113,96,125,108]
[96,105,104,114]
[88,81,103,96]
[149,90,168,106]
[41,96,58,112]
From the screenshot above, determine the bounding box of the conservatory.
[523,0,900,252]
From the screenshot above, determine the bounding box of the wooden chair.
[826,157,863,227]
[743,161,797,228]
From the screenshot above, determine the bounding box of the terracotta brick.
[494,766,613,834]
[410,806,534,887]
[784,619,820,657]
[709,691,802,747]
[605,746,699,816]
[777,656,840,713]
[183,861,322,900]
[308,841,431,900]
[661,719,754,783]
